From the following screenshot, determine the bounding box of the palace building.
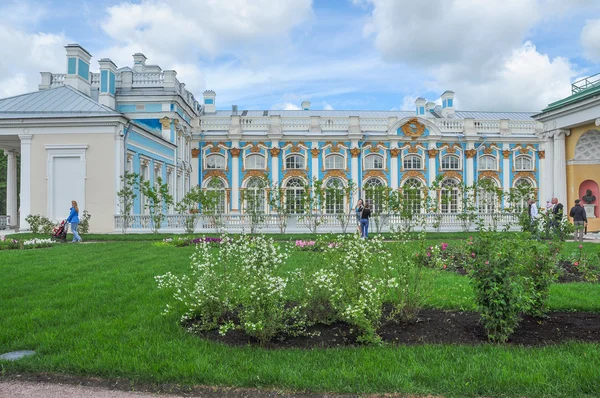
[0,43,598,233]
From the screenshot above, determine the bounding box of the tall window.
[206,178,226,214]
[246,154,266,170]
[402,178,422,214]
[514,155,533,171]
[364,178,385,212]
[478,155,497,171]
[440,179,459,213]
[441,154,460,170]
[514,178,534,212]
[286,154,305,169]
[245,177,266,213]
[153,164,162,188]
[166,168,174,212]
[206,154,225,169]
[285,178,305,214]
[325,178,345,214]
[403,154,422,170]
[365,154,384,170]
[140,162,149,214]
[477,179,498,213]
[325,154,344,170]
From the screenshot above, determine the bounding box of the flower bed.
[23,238,56,249]
[0,236,20,250]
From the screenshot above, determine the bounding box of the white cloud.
[581,18,600,63]
[323,102,334,111]
[270,102,302,110]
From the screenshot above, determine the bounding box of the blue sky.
[1,0,599,112]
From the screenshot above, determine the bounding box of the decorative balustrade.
[90,73,100,85]
[281,117,311,130]
[360,118,389,131]
[509,121,538,134]
[0,215,10,230]
[431,119,465,132]
[201,117,232,130]
[114,212,519,233]
[474,120,499,133]
[240,117,271,130]
[320,117,350,131]
[132,72,164,86]
[50,74,65,88]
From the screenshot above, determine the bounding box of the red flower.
[485,261,489,265]
[574,262,579,267]
[471,253,476,258]
[443,265,447,269]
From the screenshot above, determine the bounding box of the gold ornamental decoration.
[324,170,347,180]
[290,145,301,153]
[446,146,456,154]
[363,170,386,180]
[203,170,227,181]
[173,119,179,127]
[269,148,281,156]
[159,116,171,129]
[401,117,426,138]
[478,171,500,182]
[209,145,221,153]
[538,150,545,159]
[350,148,361,158]
[242,170,268,182]
[443,170,463,181]
[401,170,425,183]
[191,148,200,158]
[390,148,400,157]
[514,171,536,181]
[283,169,308,179]
[427,148,439,157]
[483,146,494,154]
[519,146,529,154]
[311,148,320,157]
[230,148,241,158]
[502,150,511,159]
[407,144,419,154]
[465,149,476,158]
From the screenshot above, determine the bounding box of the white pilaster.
[554,130,568,205]
[502,143,510,208]
[114,131,124,214]
[271,145,280,186]
[466,141,474,187]
[5,150,18,227]
[390,145,398,190]
[231,142,240,213]
[351,141,359,188]
[19,134,33,230]
[311,143,319,182]
[427,151,436,186]
[543,133,554,201]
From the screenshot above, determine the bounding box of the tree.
[116,172,139,234]
[267,181,290,233]
[242,176,268,234]
[139,176,173,234]
[175,185,203,233]
[300,178,326,234]
[201,178,226,233]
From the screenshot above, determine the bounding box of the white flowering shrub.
[22,238,55,249]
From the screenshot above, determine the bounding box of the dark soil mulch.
[195,309,600,349]
[557,261,600,283]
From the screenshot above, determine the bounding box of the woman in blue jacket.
[67,200,82,243]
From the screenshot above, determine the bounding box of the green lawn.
[1,240,600,397]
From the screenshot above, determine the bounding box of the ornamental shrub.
[25,214,54,234]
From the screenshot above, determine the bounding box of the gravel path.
[0,380,180,398]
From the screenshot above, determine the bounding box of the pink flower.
[471,253,476,258]
[426,252,431,257]
[443,264,447,269]
[578,245,583,249]
[485,261,489,265]
[574,262,579,267]
[441,243,448,251]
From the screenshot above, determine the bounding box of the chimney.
[132,53,147,72]
[301,101,311,111]
[64,44,92,96]
[441,90,455,118]
[414,97,426,116]
[203,90,216,113]
[232,105,238,115]
[98,58,118,109]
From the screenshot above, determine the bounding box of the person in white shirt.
[528,198,539,219]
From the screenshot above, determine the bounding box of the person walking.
[569,199,588,242]
[359,203,371,239]
[528,198,539,235]
[355,199,364,234]
[67,200,82,243]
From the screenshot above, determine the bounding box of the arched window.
[286,154,305,169]
[205,178,226,214]
[477,178,499,213]
[440,179,459,213]
[513,178,534,212]
[403,154,422,170]
[244,177,266,213]
[441,154,460,170]
[402,178,423,214]
[365,154,384,170]
[246,154,266,170]
[514,155,533,171]
[478,155,497,171]
[206,154,225,169]
[325,178,345,214]
[325,154,344,170]
[285,178,305,214]
[364,178,385,212]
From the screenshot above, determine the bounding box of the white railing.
[361,118,389,131]
[132,72,164,86]
[114,212,519,233]
[432,119,465,132]
[200,117,232,131]
[282,117,311,130]
[474,120,499,133]
[240,117,270,130]
[0,215,10,230]
[509,121,537,134]
[320,117,350,131]
[90,72,100,85]
[50,74,65,87]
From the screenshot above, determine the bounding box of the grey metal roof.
[0,85,121,119]
[213,109,537,121]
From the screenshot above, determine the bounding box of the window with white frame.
[325,154,344,170]
[364,178,385,212]
[244,177,266,213]
[478,155,497,171]
[477,178,499,213]
[285,178,305,213]
[514,178,534,212]
[154,164,162,187]
[246,154,266,170]
[206,154,225,169]
[285,154,305,169]
[325,178,345,214]
[140,161,150,214]
[166,168,174,212]
[365,154,384,170]
[403,154,422,170]
[441,154,460,170]
[514,155,533,171]
[206,178,226,214]
[440,178,459,213]
[402,178,423,214]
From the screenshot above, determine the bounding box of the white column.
[351,143,359,186]
[114,131,124,214]
[5,150,18,227]
[466,142,474,187]
[311,145,319,182]
[390,146,398,190]
[544,133,554,200]
[554,130,568,205]
[427,150,436,185]
[271,146,280,186]
[538,141,547,205]
[231,142,240,213]
[502,143,510,208]
[19,134,33,230]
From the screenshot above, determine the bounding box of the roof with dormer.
[0,85,121,119]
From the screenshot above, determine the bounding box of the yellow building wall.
[565,122,600,231]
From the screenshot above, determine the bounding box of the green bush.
[25,214,54,234]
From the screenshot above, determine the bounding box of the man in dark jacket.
[569,199,588,242]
